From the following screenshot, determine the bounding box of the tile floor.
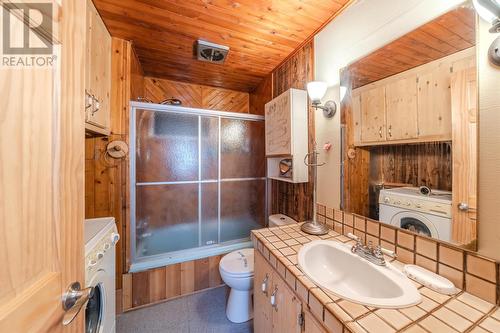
[116,286,253,333]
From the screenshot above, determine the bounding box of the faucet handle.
[377,245,397,259]
[347,233,361,243]
[374,246,384,259]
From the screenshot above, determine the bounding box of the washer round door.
[86,270,107,333]
[390,211,439,238]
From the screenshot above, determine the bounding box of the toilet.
[219,214,297,323]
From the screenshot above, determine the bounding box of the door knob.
[62,282,93,326]
[458,202,469,211]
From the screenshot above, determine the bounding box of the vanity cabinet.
[85,0,111,135]
[254,251,331,333]
[265,88,309,183]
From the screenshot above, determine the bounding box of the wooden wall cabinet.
[254,251,332,333]
[265,88,309,183]
[352,48,474,147]
[360,86,386,143]
[85,0,111,135]
[385,75,418,141]
[417,65,452,140]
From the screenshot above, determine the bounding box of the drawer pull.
[261,274,269,296]
[270,286,278,311]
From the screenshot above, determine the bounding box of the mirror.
[339,4,478,250]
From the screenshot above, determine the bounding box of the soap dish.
[403,265,458,295]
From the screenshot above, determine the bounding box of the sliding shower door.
[130,103,266,267]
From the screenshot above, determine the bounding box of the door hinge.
[298,312,304,327]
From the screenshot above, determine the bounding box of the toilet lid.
[220,248,254,276]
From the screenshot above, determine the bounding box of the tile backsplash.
[316,203,500,305]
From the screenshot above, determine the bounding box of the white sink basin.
[298,240,421,308]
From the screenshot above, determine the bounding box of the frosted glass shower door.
[132,106,266,263]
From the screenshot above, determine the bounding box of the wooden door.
[271,271,302,333]
[254,252,273,333]
[385,76,418,141]
[417,65,452,140]
[451,67,477,248]
[0,1,86,332]
[360,86,386,143]
[303,309,327,333]
[265,90,291,156]
[351,93,362,145]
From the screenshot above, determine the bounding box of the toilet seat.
[219,248,254,278]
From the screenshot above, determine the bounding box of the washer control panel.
[379,195,451,218]
[86,229,120,272]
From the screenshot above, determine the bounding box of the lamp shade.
[473,0,500,24]
[307,81,327,103]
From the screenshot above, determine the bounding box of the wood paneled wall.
[249,74,273,116]
[122,256,223,310]
[85,38,145,291]
[368,142,452,218]
[270,41,315,222]
[143,77,250,113]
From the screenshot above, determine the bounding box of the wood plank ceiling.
[344,6,476,89]
[93,0,351,92]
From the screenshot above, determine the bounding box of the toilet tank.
[268,214,297,227]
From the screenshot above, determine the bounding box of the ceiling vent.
[196,40,229,64]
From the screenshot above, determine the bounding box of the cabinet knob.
[388,125,392,137]
[458,202,469,211]
[379,126,383,138]
[270,286,278,311]
[261,274,269,296]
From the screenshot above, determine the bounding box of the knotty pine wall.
[247,41,316,222]
[143,77,251,114]
[85,38,261,312]
[271,41,315,222]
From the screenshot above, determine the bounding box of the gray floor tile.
[116,286,253,333]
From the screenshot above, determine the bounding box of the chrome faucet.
[347,233,396,266]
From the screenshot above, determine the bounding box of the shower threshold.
[129,238,253,273]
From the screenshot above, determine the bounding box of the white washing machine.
[379,187,452,241]
[84,217,120,333]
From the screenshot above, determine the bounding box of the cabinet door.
[417,65,452,140]
[86,0,111,131]
[254,252,274,333]
[271,271,302,333]
[303,309,327,333]
[451,67,477,247]
[385,75,418,141]
[265,91,291,156]
[360,86,386,143]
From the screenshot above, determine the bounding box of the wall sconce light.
[306,81,337,118]
[473,0,500,65]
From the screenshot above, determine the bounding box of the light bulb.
[307,81,327,103]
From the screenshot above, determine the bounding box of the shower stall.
[129,102,266,271]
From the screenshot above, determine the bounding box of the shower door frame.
[129,101,267,272]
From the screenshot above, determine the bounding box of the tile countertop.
[251,224,500,333]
